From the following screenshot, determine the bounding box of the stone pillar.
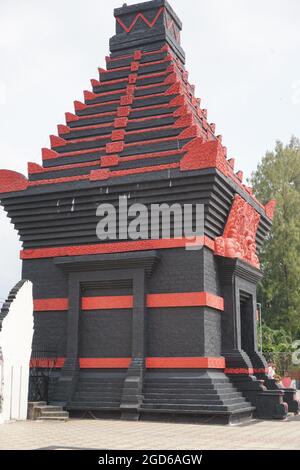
[51,274,80,406]
[121,269,146,420]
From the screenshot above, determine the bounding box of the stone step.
[73,395,121,402]
[37,416,69,421]
[141,402,252,412]
[73,392,122,399]
[144,381,234,388]
[143,386,236,394]
[144,379,231,385]
[76,384,123,390]
[28,401,47,407]
[77,380,124,384]
[143,397,246,406]
[68,402,121,409]
[34,405,64,412]
[140,407,255,421]
[40,411,69,418]
[75,388,123,394]
[144,392,243,400]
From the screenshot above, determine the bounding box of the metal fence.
[29,346,59,402]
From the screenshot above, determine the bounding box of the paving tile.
[0,414,300,450]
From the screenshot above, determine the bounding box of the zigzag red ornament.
[116,6,164,33]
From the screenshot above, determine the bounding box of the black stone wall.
[25,245,224,360]
[79,310,132,358]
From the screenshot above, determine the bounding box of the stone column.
[51,274,80,406]
[121,268,146,420]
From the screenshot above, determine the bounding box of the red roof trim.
[21,236,214,260]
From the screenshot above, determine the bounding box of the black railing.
[29,347,59,402]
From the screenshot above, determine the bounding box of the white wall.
[0,280,34,423]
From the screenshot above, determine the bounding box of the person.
[267,363,276,380]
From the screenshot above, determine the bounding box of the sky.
[0,0,299,301]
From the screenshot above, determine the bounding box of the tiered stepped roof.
[0,0,275,267]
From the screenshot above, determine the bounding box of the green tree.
[251,138,300,338]
[259,322,293,353]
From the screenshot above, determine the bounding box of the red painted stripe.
[87,88,126,99]
[129,112,173,124]
[225,368,254,375]
[82,296,133,310]
[147,292,224,310]
[53,132,111,146]
[46,133,182,160]
[79,358,131,368]
[30,357,225,369]
[119,148,181,163]
[135,81,168,92]
[135,56,171,68]
[146,357,225,369]
[81,98,120,109]
[34,148,181,175]
[253,368,268,374]
[34,292,224,312]
[123,123,180,136]
[29,174,89,187]
[133,90,168,102]
[135,69,173,81]
[80,89,170,116]
[30,358,65,368]
[105,46,166,64]
[97,69,170,88]
[103,162,180,179]
[64,100,177,134]
[65,111,173,136]
[44,145,106,159]
[82,293,223,311]
[100,65,130,74]
[106,53,133,63]
[29,162,179,186]
[34,299,69,311]
[205,293,225,310]
[68,110,116,123]
[66,121,114,133]
[123,135,185,150]
[29,159,100,174]
[21,236,214,260]
[99,55,171,76]
[88,79,168,102]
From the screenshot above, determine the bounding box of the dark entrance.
[240,291,256,357]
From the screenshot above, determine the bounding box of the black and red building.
[0,0,298,423]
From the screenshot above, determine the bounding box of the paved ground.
[0,414,300,450]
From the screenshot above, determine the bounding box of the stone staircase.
[68,377,124,410]
[62,373,255,423]
[140,373,254,424]
[28,402,69,421]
